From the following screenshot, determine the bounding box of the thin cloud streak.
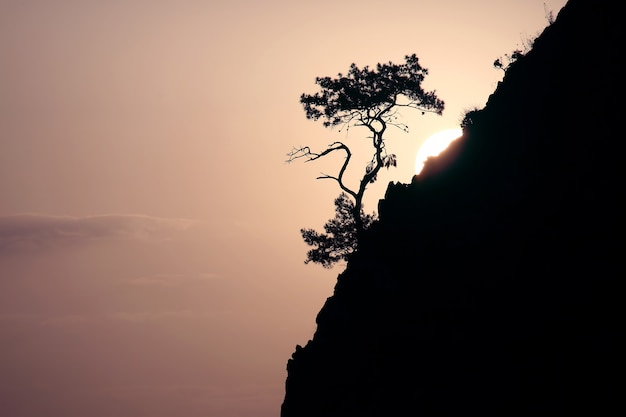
[1,310,227,326]
[0,213,197,253]
[128,272,219,287]
[109,310,220,323]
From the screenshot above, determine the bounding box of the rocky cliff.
[281,0,623,415]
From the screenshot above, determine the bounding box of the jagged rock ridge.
[281,1,623,415]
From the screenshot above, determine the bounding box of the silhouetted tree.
[288,54,444,266]
[301,193,377,268]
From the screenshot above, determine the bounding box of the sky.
[0,1,568,416]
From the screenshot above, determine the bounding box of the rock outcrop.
[281,1,623,415]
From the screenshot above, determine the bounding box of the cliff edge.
[282,1,623,415]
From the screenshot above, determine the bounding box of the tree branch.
[286,142,357,201]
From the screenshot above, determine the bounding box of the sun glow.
[415,128,463,174]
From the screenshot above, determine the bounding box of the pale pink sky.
[0,1,567,416]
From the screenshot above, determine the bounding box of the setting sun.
[415,128,463,174]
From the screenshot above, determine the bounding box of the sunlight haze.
[415,128,464,174]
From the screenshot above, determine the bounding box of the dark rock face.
[281,1,623,415]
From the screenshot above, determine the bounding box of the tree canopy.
[301,53,444,128]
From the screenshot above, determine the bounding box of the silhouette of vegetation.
[494,3,553,74]
[493,49,525,72]
[460,106,482,129]
[288,54,444,267]
[544,3,555,25]
[301,193,377,268]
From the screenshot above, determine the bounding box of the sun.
[415,128,463,174]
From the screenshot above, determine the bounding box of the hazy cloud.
[0,214,196,253]
[128,272,219,287]
[0,312,35,322]
[109,310,215,323]
[1,311,218,326]
[40,314,91,326]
